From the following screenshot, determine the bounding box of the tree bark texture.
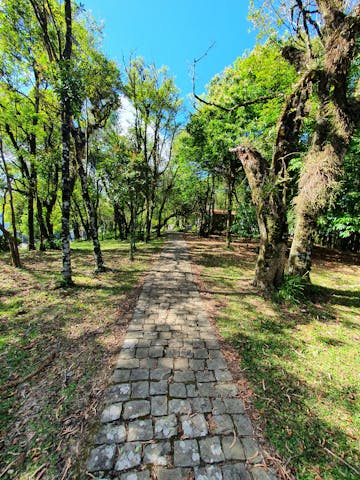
[232,146,288,290]
[225,170,236,249]
[27,189,36,250]
[36,197,48,251]
[288,3,360,276]
[73,129,105,272]
[129,204,136,261]
[60,0,74,285]
[0,138,21,268]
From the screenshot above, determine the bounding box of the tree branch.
[192,43,284,112]
[193,91,285,112]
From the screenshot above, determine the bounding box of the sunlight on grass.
[188,235,360,480]
[0,237,163,479]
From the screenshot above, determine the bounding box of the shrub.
[273,275,306,305]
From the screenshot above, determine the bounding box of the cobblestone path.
[86,234,276,480]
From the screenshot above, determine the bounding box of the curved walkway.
[86,234,276,480]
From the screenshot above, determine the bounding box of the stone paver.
[86,234,277,479]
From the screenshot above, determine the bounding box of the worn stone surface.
[181,413,208,438]
[154,414,178,439]
[156,468,188,480]
[151,395,168,416]
[173,439,200,467]
[122,400,150,420]
[130,368,149,380]
[112,369,131,383]
[100,403,122,423]
[209,415,234,435]
[116,358,140,369]
[221,462,251,479]
[169,382,187,398]
[115,443,142,471]
[223,398,245,414]
[196,371,215,383]
[150,380,168,395]
[131,381,149,398]
[199,436,225,464]
[127,419,153,441]
[250,466,278,480]
[86,234,274,478]
[106,384,131,403]
[168,399,191,414]
[151,368,171,381]
[95,424,126,445]
[143,441,171,465]
[233,414,254,436]
[120,471,151,480]
[87,444,116,472]
[242,436,264,463]
[195,465,223,480]
[221,435,246,460]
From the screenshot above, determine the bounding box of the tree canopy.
[0,0,358,290]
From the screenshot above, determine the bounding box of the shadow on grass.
[0,324,122,478]
[189,236,360,479]
[195,246,360,327]
[311,285,360,310]
[0,239,165,478]
[224,312,359,479]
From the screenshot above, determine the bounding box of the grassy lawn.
[187,235,359,480]
[0,237,163,479]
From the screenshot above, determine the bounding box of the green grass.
[0,237,163,479]
[188,236,360,480]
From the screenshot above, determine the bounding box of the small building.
[211,209,236,234]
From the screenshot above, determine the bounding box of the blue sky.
[81,1,257,111]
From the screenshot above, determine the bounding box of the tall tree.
[287,1,360,277]
[59,0,74,285]
[192,42,297,267]
[70,50,120,272]
[122,58,182,242]
[230,1,360,289]
[186,105,243,246]
[0,0,46,251]
[0,138,21,267]
[97,122,147,259]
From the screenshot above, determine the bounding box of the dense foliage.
[0,0,359,284]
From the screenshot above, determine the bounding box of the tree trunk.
[288,6,360,277]
[113,203,126,240]
[36,197,48,251]
[145,198,152,243]
[0,224,21,268]
[0,138,21,268]
[73,221,81,240]
[225,176,234,249]
[288,208,316,278]
[232,146,288,290]
[156,213,162,238]
[44,200,57,249]
[60,0,74,286]
[73,129,105,272]
[28,65,41,251]
[72,199,89,239]
[156,196,167,238]
[27,152,37,251]
[129,204,136,261]
[256,213,288,289]
[28,189,36,250]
